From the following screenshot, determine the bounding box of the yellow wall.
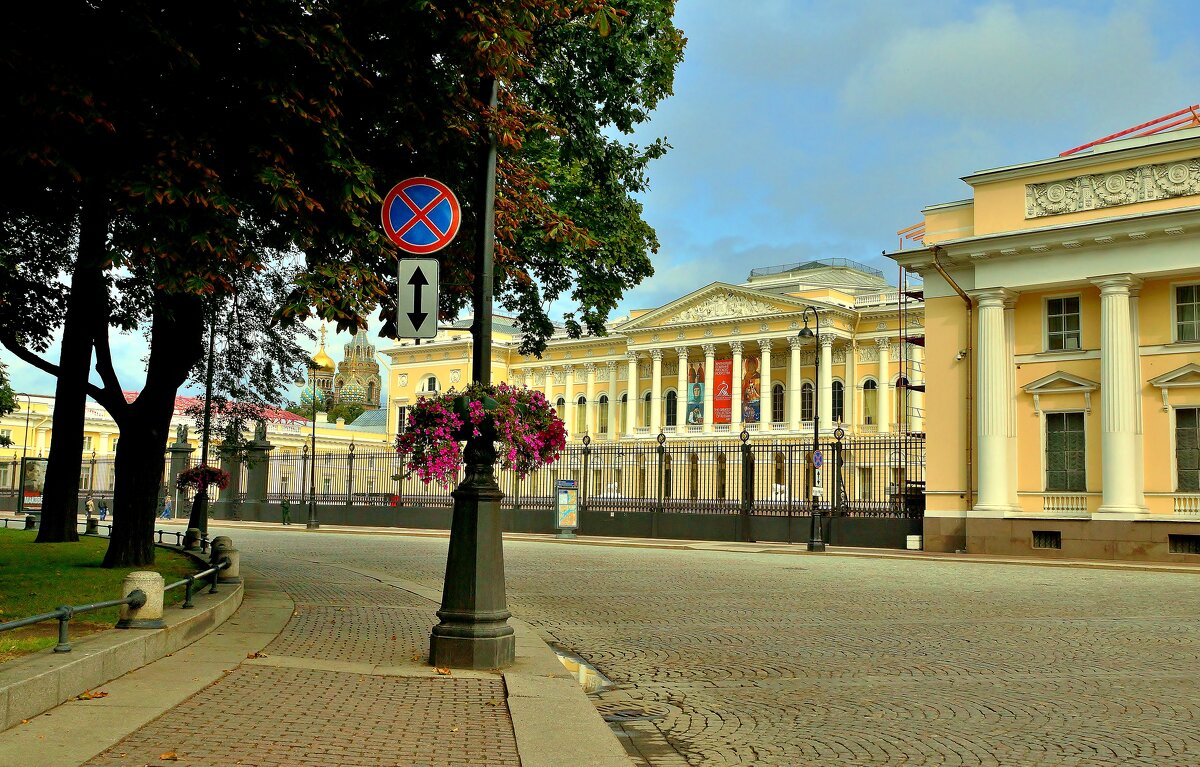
[922,295,972,513]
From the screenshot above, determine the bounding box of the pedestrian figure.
[85,495,95,519]
[281,498,291,526]
[160,496,173,520]
[98,500,108,521]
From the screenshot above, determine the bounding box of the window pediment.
[1150,363,1200,410]
[1023,371,1098,414]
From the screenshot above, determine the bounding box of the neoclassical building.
[892,120,1200,561]
[382,259,925,443]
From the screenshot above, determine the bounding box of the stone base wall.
[923,516,967,553]
[965,517,1200,563]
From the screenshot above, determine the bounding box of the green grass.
[0,528,200,662]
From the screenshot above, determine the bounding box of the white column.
[543,366,555,411]
[974,289,1015,512]
[788,336,803,431]
[675,347,689,431]
[876,338,891,432]
[1130,286,1145,508]
[563,365,576,439]
[1005,300,1019,508]
[625,352,639,435]
[584,363,596,437]
[909,343,924,434]
[818,335,833,431]
[730,341,744,429]
[758,340,773,424]
[702,343,716,434]
[650,349,663,434]
[101,431,113,454]
[1093,275,1144,514]
[605,361,618,439]
[844,341,857,428]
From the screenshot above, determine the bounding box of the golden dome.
[312,326,335,372]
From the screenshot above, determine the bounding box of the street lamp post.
[307,379,319,529]
[16,393,32,515]
[798,307,826,553]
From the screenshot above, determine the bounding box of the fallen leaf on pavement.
[247,651,267,659]
[485,698,500,706]
[75,690,109,700]
[435,667,451,675]
[411,653,422,662]
[160,752,179,761]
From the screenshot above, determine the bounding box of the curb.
[0,549,243,732]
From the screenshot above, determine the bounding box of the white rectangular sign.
[397,259,439,339]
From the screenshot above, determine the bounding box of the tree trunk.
[36,185,108,543]
[103,291,204,567]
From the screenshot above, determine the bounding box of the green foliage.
[326,402,366,425]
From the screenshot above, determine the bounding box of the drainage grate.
[595,701,671,722]
[1032,530,1062,550]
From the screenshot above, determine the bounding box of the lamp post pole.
[307,380,319,529]
[799,306,826,552]
[16,393,31,515]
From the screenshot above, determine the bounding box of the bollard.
[210,535,232,553]
[116,572,165,629]
[85,518,99,535]
[182,527,201,551]
[24,515,36,530]
[217,548,241,583]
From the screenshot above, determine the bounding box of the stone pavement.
[215,525,1200,767]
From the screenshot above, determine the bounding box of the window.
[598,395,610,434]
[397,406,409,434]
[79,464,92,491]
[1045,411,1085,492]
[642,391,652,427]
[575,395,587,435]
[1177,285,1200,342]
[863,380,878,425]
[82,435,93,451]
[0,462,11,488]
[857,467,874,500]
[771,383,785,423]
[665,390,678,427]
[555,396,566,415]
[323,477,332,495]
[111,437,119,453]
[832,381,845,423]
[1176,408,1200,491]
[421,375,439,393]
[1047,296,1081,351]
[619,394,628,430]
[0,429,11,443]
[800,383,814,422]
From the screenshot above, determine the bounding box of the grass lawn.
[0,528,200,662]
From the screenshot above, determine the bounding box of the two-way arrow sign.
[397,259,439,339]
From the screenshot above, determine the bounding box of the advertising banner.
[19,457,48,514]
[686,361,705,425]
[714,360,733,423]
[742,356,762,423]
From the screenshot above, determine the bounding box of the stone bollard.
[217,548,241,583]
[24,515,37,530]
[85,518,99,535]
[210,535,233,553]
[182,527,202,551]
[116,571,165,629]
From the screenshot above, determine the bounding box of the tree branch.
[91,324,127,412]
[0,337,63,379]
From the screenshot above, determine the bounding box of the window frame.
[665,389,678,427]
[831,380,845,423]
[770,382,785,423]
[800,381,814,422]
[1174,282,1200,343]
[1174,405,1200,492]
[1044,293,1082,352]
[862,378,878,425]
[1043,409,1087,492]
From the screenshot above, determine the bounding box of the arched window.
[716,454,727,500]
[801,383,814,422]
[771,383,785,423]
[598,395,610,434]
[421,375,439,394]
[895,376,910,430]
[863,379,878,425]
[576,395,587,435]
[663,454,673,499]
[366,381,375,403]
[665,390,678,427]
[832,381,845,423]
[642,391,652,428]
[618,394,628,431]
[774,452,786,487]
[689,453,700,500]
[555,396,566,416]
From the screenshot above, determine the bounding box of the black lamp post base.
[430,623,515,670]
[306,520,320,529]
[807,540,827,552]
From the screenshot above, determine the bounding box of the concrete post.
[844,340,857,428]
[585,363,597,437]
[117,571,165,629]
[244,425,274,521]
[974,289,1016,513]
[876,338,891,432]
[563,365,576,439]
[626,352,639,435]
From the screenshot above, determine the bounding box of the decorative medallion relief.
[398,374,408,387]
[450,369,461,384]
[1026,158,1200,219]
[669,292,778,323]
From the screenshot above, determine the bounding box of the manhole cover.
[595,701,671,722]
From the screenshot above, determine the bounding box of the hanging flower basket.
[396,382,566,487]
[176,464,231,492]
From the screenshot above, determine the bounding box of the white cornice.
[962,131,1200,186]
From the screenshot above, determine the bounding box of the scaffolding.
[896,265,925,436]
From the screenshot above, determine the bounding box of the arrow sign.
[398,259,439,339]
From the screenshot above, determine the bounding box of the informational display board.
[18,456,48,514]
[555,479,578,537]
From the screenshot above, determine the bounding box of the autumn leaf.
[74,690,109,700]
[435,667,452,675]
[160,752,179,761]
[247,651,267,659]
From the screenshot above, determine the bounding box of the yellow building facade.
[892,125,1200,561]
[381,260,925,444]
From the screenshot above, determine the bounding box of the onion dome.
[339,382,366,404]
[299,385,326,410]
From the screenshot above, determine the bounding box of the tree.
[0,362,14,446]
[1,1,684,562]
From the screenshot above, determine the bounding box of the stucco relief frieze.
[859,345,879,363]
[670,292,779,324]
[1026,157,1200,219]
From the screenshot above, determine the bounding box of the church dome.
[339,382,366,404]
[299,385,326,410]
[311,326,335,372]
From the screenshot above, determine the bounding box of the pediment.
[617,283,838,332]
[1022,370,1099,394]
[1150,363,1200,388]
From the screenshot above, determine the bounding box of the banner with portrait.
[686,361,704,425]
[741,356,762,423]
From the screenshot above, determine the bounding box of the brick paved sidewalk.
[84,555,520,767]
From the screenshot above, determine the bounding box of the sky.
[5,0,1200,401]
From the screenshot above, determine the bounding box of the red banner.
[714,360,733,423]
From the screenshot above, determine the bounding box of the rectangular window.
[111,437,119,453]
[322,477,332,495]
[397,406,408,434]
[0,463,10,487]
[1177,285,1200,342]
[82,435,94,451]
[1176,408,1200,491]
[832,383,844,423]
[1045,411,1086,492]
[1046,296,1081,351]
[857,467,873,500]
[78,465,92,491]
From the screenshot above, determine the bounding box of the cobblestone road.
[231,530,1200,767]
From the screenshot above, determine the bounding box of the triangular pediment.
[616,283,843,332]
[1150,363,1200,388]
[1023,370,1099,394]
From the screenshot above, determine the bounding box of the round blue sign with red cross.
[381,177,461,254]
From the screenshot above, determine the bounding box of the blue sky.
[6,0,1200,400]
